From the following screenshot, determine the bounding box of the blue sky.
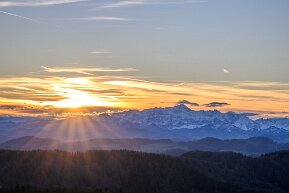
[1,0,288,82]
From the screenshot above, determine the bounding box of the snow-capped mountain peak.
[1,106,289,142]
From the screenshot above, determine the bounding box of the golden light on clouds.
[0,66,288,116]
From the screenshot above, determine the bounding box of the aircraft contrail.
[0,10,59,27]
[0,10,38,22]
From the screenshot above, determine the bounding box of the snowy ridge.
[1,104,289,142]
[106,104,288,132]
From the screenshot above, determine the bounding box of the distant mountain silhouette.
[1,136,288,155]
[0,136,62,150]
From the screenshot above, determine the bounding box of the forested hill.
[0,150,289,193]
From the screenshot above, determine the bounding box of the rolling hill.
[1,136,289,156]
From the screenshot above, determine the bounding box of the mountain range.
[1,104,289,142]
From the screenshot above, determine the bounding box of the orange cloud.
[0,68,288,116]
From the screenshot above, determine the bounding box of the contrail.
[0,10,38,22]
[0,10,59,27]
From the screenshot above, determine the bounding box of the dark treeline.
[0,150,289,193]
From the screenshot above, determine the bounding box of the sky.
[0,0,288,117]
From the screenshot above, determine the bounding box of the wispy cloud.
[177,100,199,106]
[204,102,231,108]
[41,66,137,75]
[96,0,208,9]
[97,0,145,9]
[90,50,112,54]
[0,0,86,7]
[223,69,230,74]
[72,16,132,21]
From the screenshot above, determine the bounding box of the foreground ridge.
[0,150,289,193]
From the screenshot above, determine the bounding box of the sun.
[66,78,91,85]
[44,84,114,108]
[53,90,110,108]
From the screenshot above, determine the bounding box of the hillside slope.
[0,150,289,193]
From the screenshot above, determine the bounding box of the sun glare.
[44,85,114,108]
[66,78,91,85]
